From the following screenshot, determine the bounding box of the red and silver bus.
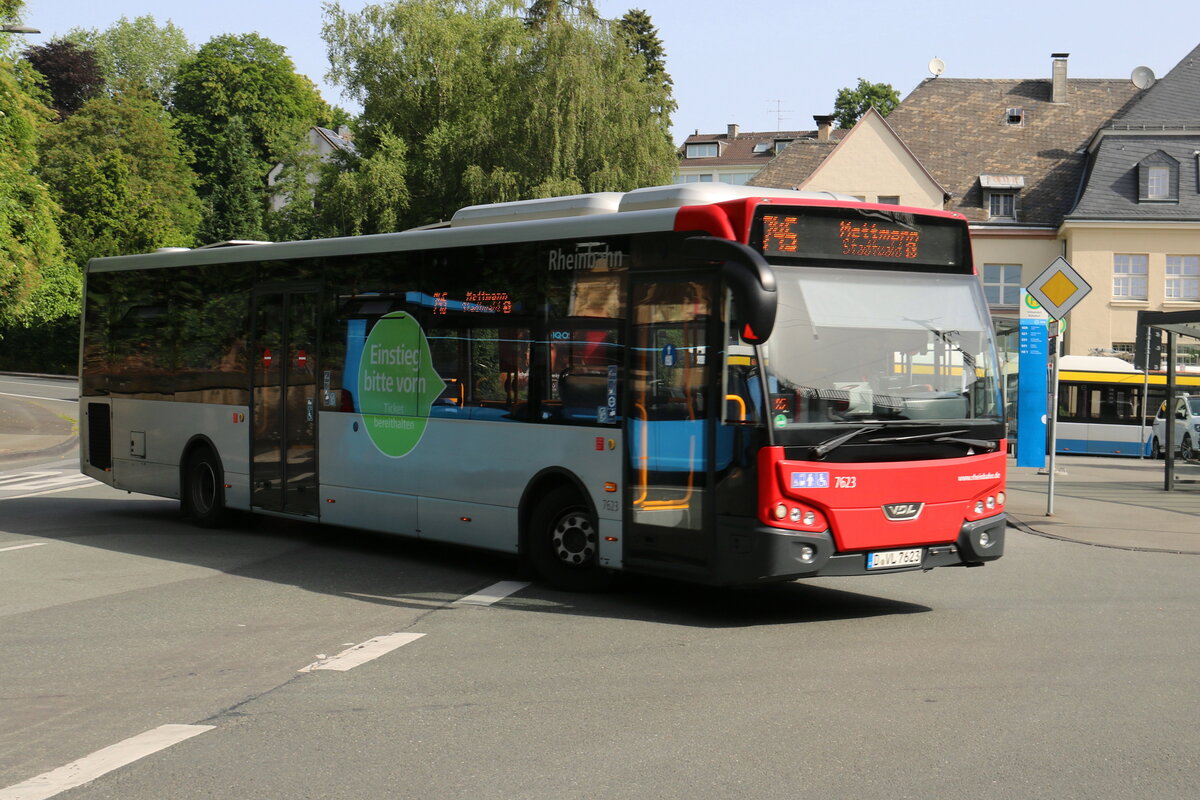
[79,183,1006,590]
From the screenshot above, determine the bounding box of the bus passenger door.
[625,276,715,574]
[251,290,319,516]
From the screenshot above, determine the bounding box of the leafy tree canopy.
[39,88,201,266]
[172,32,330,194]
[324,0,676,226]
[833,78,900,129]
[0,52,76,327]
[22,39,104,118]
[198,116,268,243]
[68,15,194,107]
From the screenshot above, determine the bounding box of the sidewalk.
[1005,454,1200,555]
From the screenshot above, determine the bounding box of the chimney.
[1052,53,1069,104]
[814,115,834,141]
[337,125,353,140]
[727,123,740,139]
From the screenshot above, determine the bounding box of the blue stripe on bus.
[1055,437,1151,457]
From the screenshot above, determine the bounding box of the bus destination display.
[756,209,962,268]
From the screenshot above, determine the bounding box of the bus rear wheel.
[184,447,229,528]
[528,486,613,592]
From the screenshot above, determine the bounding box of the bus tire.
[528,486,613,592]
[1183,434,1194,462]
[184,447,229,528]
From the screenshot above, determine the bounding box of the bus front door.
[625,276,715,576]
[251,290,319,516]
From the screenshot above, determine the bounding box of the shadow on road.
[2,492,931,628]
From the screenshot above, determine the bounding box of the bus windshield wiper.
[869,429,998,452]
[811,425,883,459]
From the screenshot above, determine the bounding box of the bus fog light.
[974,501,984,514]
[789,507,802,522]
[773,504,788,520]
[803,511,816,526]
[986,496,996,510]
[979,531,992,548]
[799,545,816,563]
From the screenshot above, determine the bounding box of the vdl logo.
[882,502,924,521]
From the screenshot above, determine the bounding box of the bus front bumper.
[712,513,1006,585]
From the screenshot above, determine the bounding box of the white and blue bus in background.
[1056,355,1200,457]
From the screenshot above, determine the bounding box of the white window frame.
[685,142,718,159]
[1166,255,1200,301]
[1113,254,1149,300]
[988,192,1016,220]
[982,264,1022,307]
[1148,166,1170,199]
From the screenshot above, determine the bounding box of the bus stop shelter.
[1137,309,1200,490]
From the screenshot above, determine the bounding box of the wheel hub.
[551,511,596,566]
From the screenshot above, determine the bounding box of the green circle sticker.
[357,312,446,457]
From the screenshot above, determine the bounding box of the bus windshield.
[760,266,1002,426]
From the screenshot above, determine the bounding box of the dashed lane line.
[0,724,214,800]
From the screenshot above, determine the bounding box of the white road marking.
[0,391,76,403]
[0,473,93,492]
[453,580,530,606]
[0,724,214,800]
[299,632,425,672]
[0,543,49,553]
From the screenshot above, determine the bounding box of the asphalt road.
[2,481,1198,799]
[1,374,1197,799]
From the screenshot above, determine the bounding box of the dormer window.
[773,139,793,154]
[1139,152,1178,202]
[980,175,1024,221]
[685,142,719,159]
[752,142,772,154]
[1006,107,1024,126]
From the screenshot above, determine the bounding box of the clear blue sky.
[20,0,1200,144]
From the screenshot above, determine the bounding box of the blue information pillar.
[1016,290,1049,467]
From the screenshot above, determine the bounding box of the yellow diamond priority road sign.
[1026,257,1091,320]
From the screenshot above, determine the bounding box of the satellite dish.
[928,57,946,77]
[1131,66,1156,90]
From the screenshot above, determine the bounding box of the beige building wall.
[1062,222,1200,356]
[970,230,1062,318]
[799,112,944,209]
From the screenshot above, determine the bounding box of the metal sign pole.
[1046,327,1060,515]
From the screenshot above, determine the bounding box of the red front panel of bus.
[757,447,1006,552]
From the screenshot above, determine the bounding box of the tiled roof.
[746,139,840,188]
[677,127,845,170]
[1068,44,1200,221]
[1117,43,1200,123]
[884,77,1142,226]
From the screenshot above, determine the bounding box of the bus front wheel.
[528,486,613,592]
[184,447,229,528]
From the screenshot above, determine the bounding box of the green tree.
[0,46,76,330]
[617,8,674,120]
[68,15,194,107]
[833,78,900,129]
[324,0,677,225]
[172,33,329,196]
[21,39,104,118]
[39,88,201,267]
[199,116,268,243]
